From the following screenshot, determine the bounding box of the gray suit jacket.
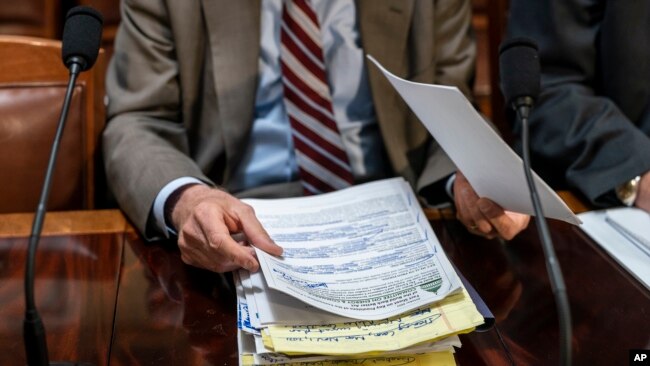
[103,0,475,236]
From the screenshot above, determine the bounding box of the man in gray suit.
[507,0,650,214]
[103,0,530,273]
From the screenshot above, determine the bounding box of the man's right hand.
[169,185,283,273]
[635,171,650,213]
[454,171,530,240]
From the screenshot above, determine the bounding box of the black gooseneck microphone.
[23,6,102,366]
[499,37,572,366]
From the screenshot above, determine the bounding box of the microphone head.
[61,6,103,72]
[499,37,541,108]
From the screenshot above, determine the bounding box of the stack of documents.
[234,178,485,365]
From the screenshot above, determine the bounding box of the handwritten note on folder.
[367,56,580,225]
[262,289,483,355]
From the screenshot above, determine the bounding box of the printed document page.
[246,178,461,320]
[247,270,353,326]
[367,56,580,226]
[579,208,650,290]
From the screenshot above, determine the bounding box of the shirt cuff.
[445,173,457,201]
[153,177,205,238]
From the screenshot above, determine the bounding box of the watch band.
[615,176,641,207]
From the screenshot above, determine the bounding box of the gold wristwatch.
[615,176,641,207]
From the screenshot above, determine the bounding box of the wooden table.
[0,209,648,365]
[0,210,126,365]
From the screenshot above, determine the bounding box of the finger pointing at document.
[169,184,283,273]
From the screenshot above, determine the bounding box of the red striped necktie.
[280,0,354,195]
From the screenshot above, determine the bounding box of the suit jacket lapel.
[201,0,260,179]
[357,0,413,76]
[357,0,416,180]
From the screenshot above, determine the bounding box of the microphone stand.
[23,59,83,366]
[516,96,572,366]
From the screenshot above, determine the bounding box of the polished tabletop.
[0,208,648,365]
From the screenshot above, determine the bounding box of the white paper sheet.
[248,269,353,326]
[367,56,580,225]
[579,208,650,290]
[239,270,262,330]
[247,178,461,320]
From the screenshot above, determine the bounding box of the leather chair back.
[0,1,60,38]
[0,36,105,213]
